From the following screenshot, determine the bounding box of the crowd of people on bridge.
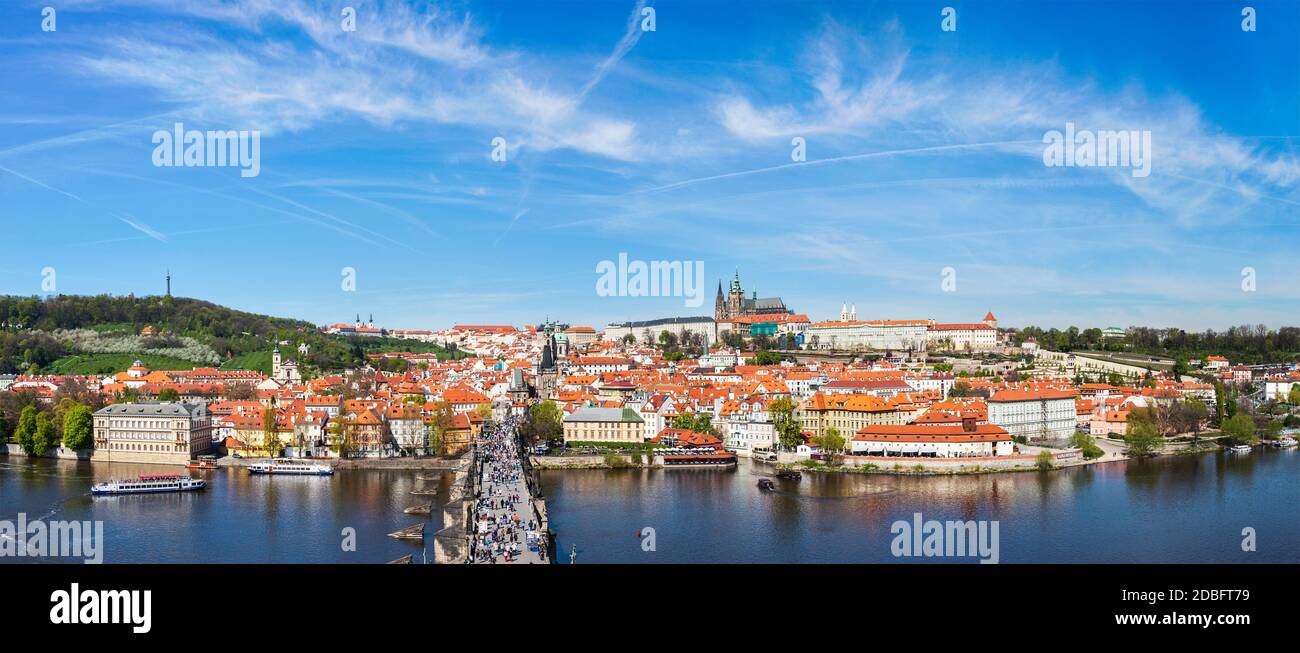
[472,417,547,563]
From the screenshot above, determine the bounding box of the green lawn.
[220,350,273,375]
[48,353,199,375]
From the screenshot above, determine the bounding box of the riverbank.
[217,454,469,471]
[0,443,468,470]
[530,453,736,470]
[768,437,1228,477]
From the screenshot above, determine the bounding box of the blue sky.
[0,0,1297,331]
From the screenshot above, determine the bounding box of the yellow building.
[562,406,645,444]
[798,393,905,439]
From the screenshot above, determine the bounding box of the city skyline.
[1,1,1298,331]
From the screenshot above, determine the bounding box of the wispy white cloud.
[71,0,643,159]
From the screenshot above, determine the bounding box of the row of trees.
[1,400,94,456]
[1015,324,1300,364]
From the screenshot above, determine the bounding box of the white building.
[851,421,1014,457]
[806,319,930,351]
[987,389,1078,442]
[92,401,214,465]
[602,317,717,347]
[722,412,776,454]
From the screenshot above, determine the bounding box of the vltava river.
[2,449,1297,563]
[0,458,454,564]
[542,449,1300,563]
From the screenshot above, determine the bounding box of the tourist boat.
[1269,437,1296,448]
[92,474,206,495]
[186,455,218,470]
[753,449,779,462]
[1227,444,1253,454]
[776,469,802,481]
[757,478,775,491]
[248,458,334,476]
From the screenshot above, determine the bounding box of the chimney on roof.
[962,416,977,432]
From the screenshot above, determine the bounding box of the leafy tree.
[426,401,455,455]
[1070,432,1104,460]
[157,388,180,401]
[753,351,782,365]
[261,405,280,457]
[14,405,38,453]
[474,403,493,420]
[769,396,802,450]
[225,383,257,401]
[1220,413,1257,445]
[1176,400,1209,443]
[62,404,94,450]
[1124,419,1163,457]
[671,412,717,436]
[1289,385,1300,405]
[949,381,972,398]
[1035,449,1056,470]
[522,400,563,445]
[330,414,356,457]
[814,426,846,461]
[30,412,54,457]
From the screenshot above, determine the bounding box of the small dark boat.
[776,469,802,481]
[757,478,775,491]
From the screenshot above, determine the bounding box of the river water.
[0,458,453,564]
[542,449,1300,563]
[2,449,1297,563]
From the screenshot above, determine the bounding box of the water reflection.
[542,450,1300,563]
[1,459,455,563]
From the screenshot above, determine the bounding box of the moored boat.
[1269,437,1296,448]
[1227,444,1253,454]
[92,474,206,495]
[757,478,775,491]
[186,455,218,470]
[248,458,334,476]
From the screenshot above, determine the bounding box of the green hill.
[0,294,466,375]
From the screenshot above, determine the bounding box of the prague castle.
[714,271,792,321]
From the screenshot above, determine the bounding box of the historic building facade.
[92,401,214,465]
